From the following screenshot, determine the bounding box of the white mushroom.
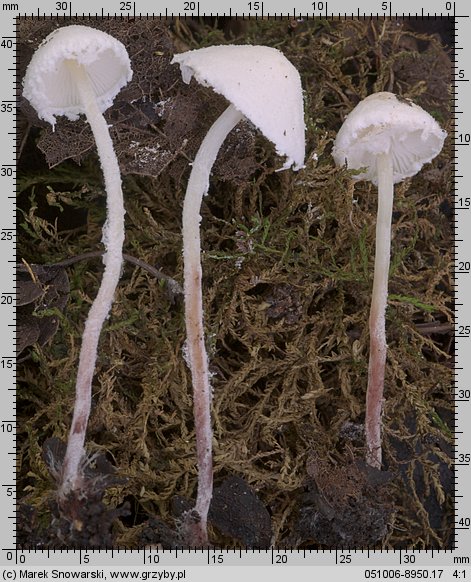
[332,92,446,469]
[23,25,132,495]
[171,44,305,544]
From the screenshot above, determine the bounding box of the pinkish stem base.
[365,152,394,470]
[59,61,125,496]
[182,104,243,545]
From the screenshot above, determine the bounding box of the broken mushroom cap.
[332,92,447,185]
[171,45,305,170]
[23,24,132,126]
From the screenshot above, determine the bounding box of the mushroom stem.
[365,151,394,469]
[60,61,125,495]
[182,103,243,544]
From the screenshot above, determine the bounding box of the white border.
[2,0,468,571]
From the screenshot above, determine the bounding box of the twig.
[48,250,183,303]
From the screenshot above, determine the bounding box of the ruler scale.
[1,0,468,577]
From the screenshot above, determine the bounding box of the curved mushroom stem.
[365,151,394,470]
[60,60,125,496]
[182,104,243,545]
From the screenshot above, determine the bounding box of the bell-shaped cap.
[172,45,305,171]
[332,92,446,185]
[23,25,132,126]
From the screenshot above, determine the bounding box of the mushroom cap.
[171,45,305,171]
[332,92,446,185]
[23,25,132,126]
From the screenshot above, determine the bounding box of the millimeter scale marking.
[0,0,468,569]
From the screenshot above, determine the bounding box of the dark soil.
[17,17,453,549]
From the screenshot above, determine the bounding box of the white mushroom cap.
[332,92,447,185]
[171,45,305,171]
[23,25,132,126]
